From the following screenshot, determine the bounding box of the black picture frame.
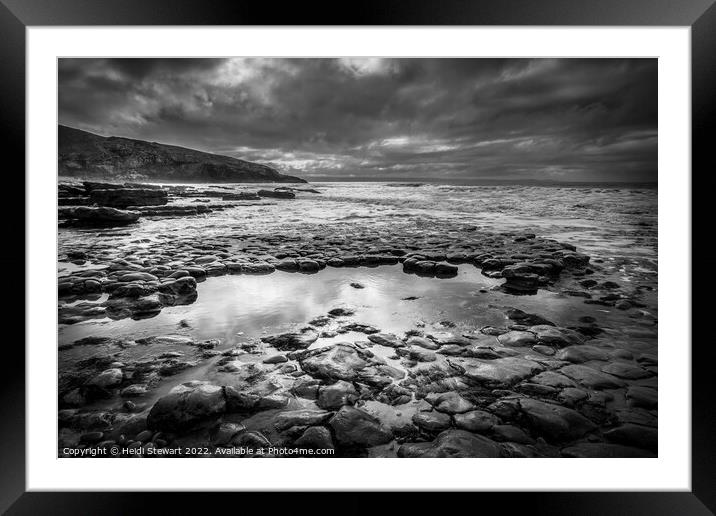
[2,0,713,513]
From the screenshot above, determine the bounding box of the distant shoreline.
[59,175,657,189]
[306,178,658,188]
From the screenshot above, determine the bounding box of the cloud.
[59,58,657,182]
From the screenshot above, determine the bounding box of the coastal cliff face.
[58,125,306,183]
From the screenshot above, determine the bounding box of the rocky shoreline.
[58,181,658,458]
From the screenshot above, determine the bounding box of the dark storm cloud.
[58,58,657,181]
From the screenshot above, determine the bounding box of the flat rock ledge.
[58,226,602,323]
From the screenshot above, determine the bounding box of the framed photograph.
[4,0,713,512]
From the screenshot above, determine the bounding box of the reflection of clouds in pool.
[59,263,654,362]
[59,265,498,345]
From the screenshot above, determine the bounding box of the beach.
[57,181,658,458]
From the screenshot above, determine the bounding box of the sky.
[58,58,657,182]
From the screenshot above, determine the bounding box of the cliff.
[58,125,306,183]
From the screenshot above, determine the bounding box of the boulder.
[300,343,369,381]
[600,362,652,380]
[604,424,658,452]
[464,357,544,387]
[498,331,537,347]
[316,380,358,410]
[518,382,559,396]
[453,410,500,433]
[329,406,393,447]
[530,371,577,388]
[147,382,226,432]
[412,410,452,432]
[290,378,321,400]
[297,259,320,272]
[118,272,158,282]
[407,337,440,350]
[414,261,437,275]
[491,424,533,444]
[241,262,276,274]
[273,409,333,431]
[87,368,123,389]
[435,263,459,277]
[397,346,437,362]
[160,276,198,296]
[341,323,380,334]
[529,325,583,347]
[261,329,318,351]
[328,307,355,317]
[518,398,596,443]
[560,251,590,268]
[532,345,556,356]
[367,333,404,348]
[257,392,291,410]
[615,408,657,427]
[234,431,271,448]
[461,346,503,359]
[501,265,542,293]
[559,364,624,390]
[294,426,334,450]
[626,386,658,409]
[275,259,299,271]
[505,308,554,326]
[120,384,147,397]
[105,293,165,319]
[556,345,610,363]
[425,391,475,414]
[398,429,501,458]
[263,354,289,364]
[223,387,260,412]
[434,334,473,346]
[210,422,246,446]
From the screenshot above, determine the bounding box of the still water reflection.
[60,264,650,351]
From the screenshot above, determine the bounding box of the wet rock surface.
[89,188,168,208]
[147,382,226,432]
[59,206,141,227]
[57,181,657,458]
[399,429,502,458]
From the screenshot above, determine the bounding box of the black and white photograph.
[56,57,658,459]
